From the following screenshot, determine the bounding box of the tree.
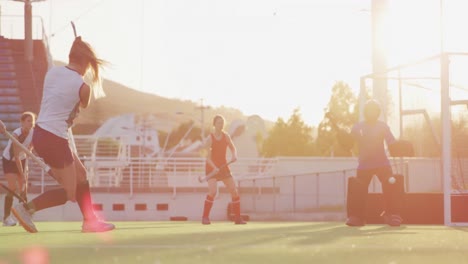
[315,81,359,157]
[260,108,315,157]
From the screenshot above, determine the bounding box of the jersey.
[205,132,231,175]
[2,127,33,161]
[36,66,84,139]
[351,120,396,170]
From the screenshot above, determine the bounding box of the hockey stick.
[0,183,26,203]
[198,160,235,183]
[71,21,78,38]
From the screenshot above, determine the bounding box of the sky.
[1,0,468,127]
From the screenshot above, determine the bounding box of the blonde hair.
[20,111,36,123]
[69,37,106,99]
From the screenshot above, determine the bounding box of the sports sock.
[231,196,241,217]
[30,188,68,212]
[76,181,97,221]
[203,195,214,218]
[4,194,13,219]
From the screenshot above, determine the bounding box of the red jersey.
[205,132,231,175]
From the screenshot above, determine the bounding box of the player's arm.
[384,124,398,156]
[225,133,238,162]
[79,83,91,108]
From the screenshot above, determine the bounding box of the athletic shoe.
[11,203,37,233]
[383,214,403,227]
[345,216,365,227]
[2,215,17,226]
[82,220,115,233]
[234,217,247,225]
[202,217,211,225]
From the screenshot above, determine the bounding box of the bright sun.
[367,0,468,134]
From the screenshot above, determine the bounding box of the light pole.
[371,0,389,121]
[12,0,46,62]
[195,98,210,140]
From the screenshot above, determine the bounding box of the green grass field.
[1,221,468,264]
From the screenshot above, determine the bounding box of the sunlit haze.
[2,0,468,126]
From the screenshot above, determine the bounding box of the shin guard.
[32,188,68,212]
[382,174,405,216]
[346,177,368,219]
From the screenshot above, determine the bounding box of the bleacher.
[0,38,21,149]
[0,16,51,186]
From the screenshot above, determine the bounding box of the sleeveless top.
[2,127,33,161]
[36,66,83,139]
[205,132,231,174]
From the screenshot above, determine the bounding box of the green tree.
[315,81,359,157]
[260,108,315,157]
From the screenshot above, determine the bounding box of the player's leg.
[16,159,27,202]
[2,156,22,226]
[12,166,70,233]
[202,178,217,225]
[13,128,75,233]
[73,152,114,232]
[3,172,17,226]
[377,167,404,226]
[222,177,246,225]
[346,169,373,226]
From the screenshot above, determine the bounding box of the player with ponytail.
[11,36,114,233]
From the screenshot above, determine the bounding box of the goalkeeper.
[337,100,406,227]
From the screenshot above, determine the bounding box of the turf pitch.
[1,221,468,264]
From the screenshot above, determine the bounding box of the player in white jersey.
[11,36,114,233]
[2,112,35,226]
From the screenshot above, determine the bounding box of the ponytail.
[69,37,107,99]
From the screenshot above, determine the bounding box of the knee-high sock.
[203,195,214,218]
[30,188,68,212]
[232,196,241,218]
[76,181,97,221]
[4,194,13,219]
